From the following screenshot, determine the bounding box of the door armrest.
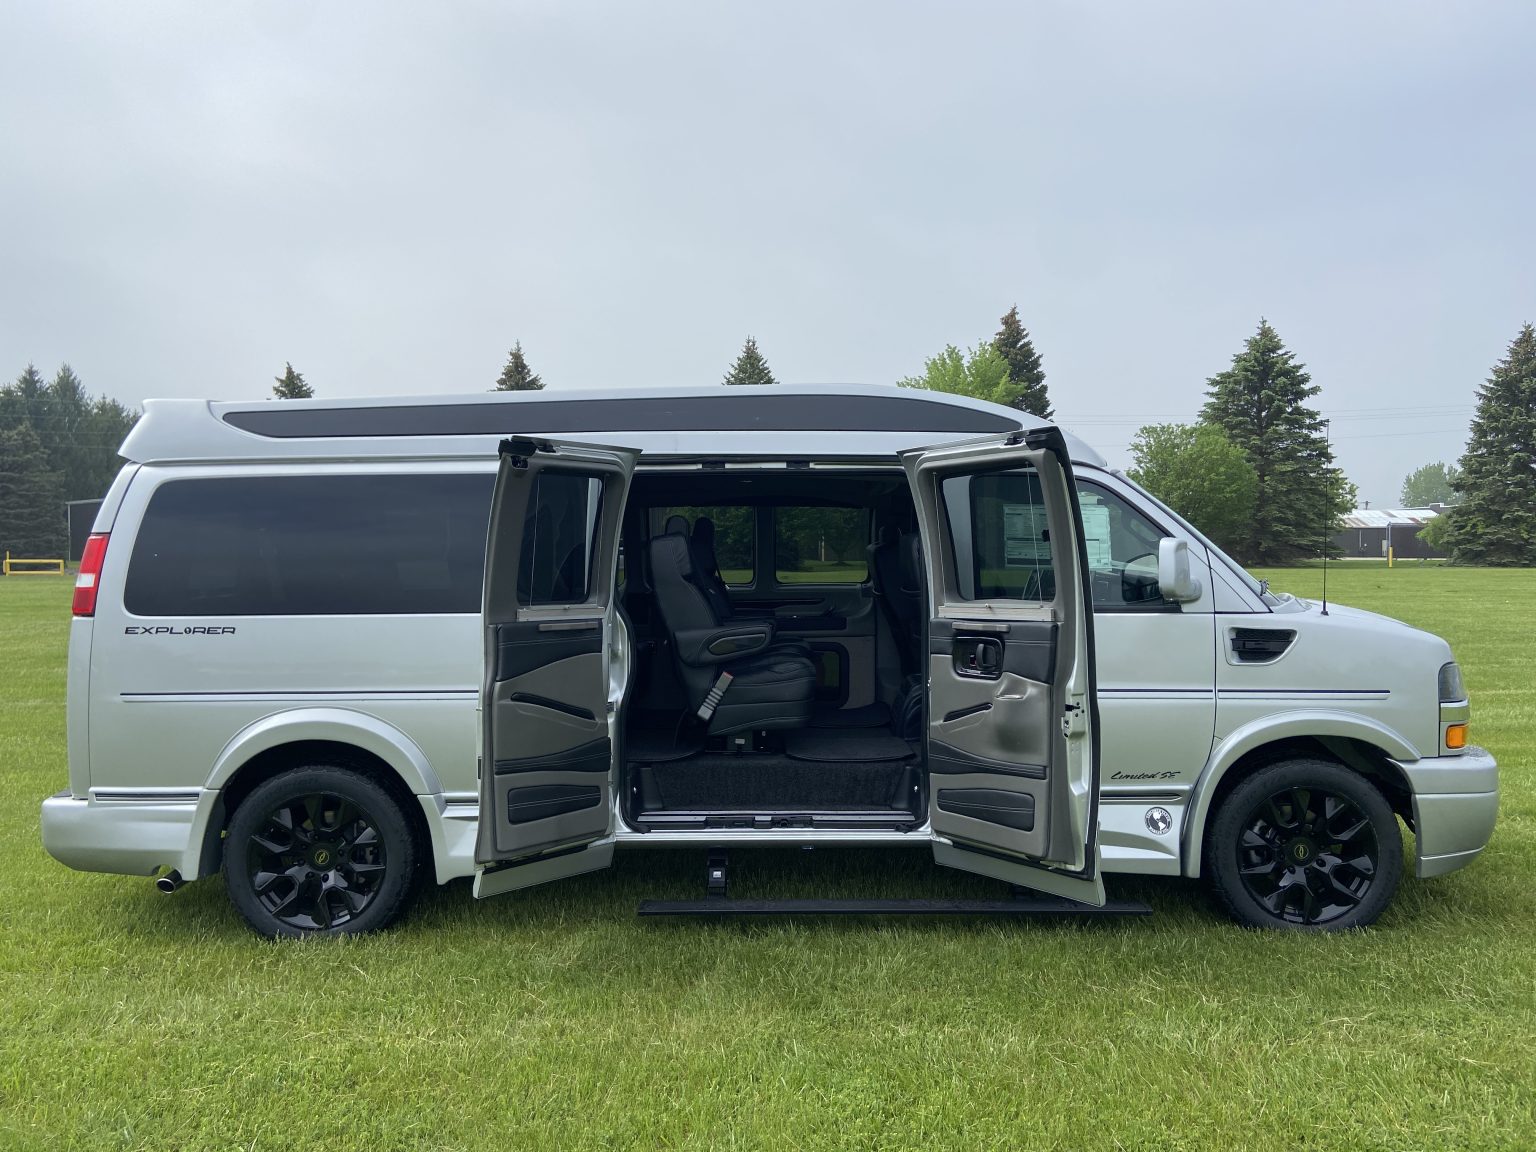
[674,625,773,665]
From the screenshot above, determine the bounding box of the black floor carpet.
[783,728,914,763]
[809,701,892,729]
[638,753,914,810]
[627,726,706,763]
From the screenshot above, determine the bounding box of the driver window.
[1076,482,1171,611]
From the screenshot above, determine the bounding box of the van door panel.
[476,440,636,879]
[902,431,1104,906]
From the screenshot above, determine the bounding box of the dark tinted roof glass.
[221,394,1021,439]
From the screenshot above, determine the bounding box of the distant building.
[1333,505,1444,559]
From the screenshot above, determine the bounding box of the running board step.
[638,897,1151,917]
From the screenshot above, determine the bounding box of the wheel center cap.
[311,846,333,868]
[1287,838,1315,863]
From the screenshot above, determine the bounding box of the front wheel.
[225,766,418,939]
[1207,759,1403,931]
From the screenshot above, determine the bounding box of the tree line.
[0,365,140,558]
[490,313,1535,568]
[6,317,1530,567]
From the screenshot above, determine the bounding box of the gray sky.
[4,1,1534,508]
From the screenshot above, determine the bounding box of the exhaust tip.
[155,870,185,894]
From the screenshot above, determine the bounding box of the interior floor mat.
[627,726,707,763]
[784,728,915,763]
[636,753,914,810]
[809,702,892,729]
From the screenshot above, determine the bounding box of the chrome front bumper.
[1399,747,1499,879]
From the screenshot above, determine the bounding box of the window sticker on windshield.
[1078,498,1113,572]
[1003,503,1051,567]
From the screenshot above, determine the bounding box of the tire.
[225,766,418,939]
[1206,758,1403,931]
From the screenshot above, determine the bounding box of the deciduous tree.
[897,340,1013,408]
[1128,423,1258,555]
[1399,461,1461,508]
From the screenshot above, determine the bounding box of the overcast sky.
[3,1,1533,507]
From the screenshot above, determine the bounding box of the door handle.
[954,636,1003,679]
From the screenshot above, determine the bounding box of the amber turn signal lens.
[1445,724,1468,750]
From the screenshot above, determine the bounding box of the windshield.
[1111,472,1281,606]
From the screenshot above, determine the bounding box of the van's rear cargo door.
[902,429,1104,907]
[475,437,637,898]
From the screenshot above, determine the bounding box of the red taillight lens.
[73,533,109,617]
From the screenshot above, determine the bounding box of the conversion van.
[41,386,1498,936]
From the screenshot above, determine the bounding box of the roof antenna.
[1320,418,1330,617]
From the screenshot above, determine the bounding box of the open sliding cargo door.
[902,428,1104,906]
[475,437,637,898]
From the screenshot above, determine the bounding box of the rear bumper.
[1399,747,1499,879]
[40,791,204,879]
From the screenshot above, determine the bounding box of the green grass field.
[1,569,1532,1150]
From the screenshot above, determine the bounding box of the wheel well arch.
[1183,733,1414,878]
[200,739,435,880]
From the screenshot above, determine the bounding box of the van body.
[41,385,1498,935]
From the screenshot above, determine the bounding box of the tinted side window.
[125,473,493,616]
[774,507,869,584]
[940,470,1054,602]
[517,472,604,606]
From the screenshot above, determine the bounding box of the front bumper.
[1399,746,1499,879]
[40,791,204,878]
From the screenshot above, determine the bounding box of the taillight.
[73,533,109,617]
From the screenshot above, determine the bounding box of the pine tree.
[1200,320,1354,565]
[494,342,544,391]
[0,422,65,559]
[272,362,314,399]
[722,336,777,386]
[992,305,1051,417]
[0,364,140,501]
[1437,323,1536,566]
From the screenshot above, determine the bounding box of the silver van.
[41,385,1498,935]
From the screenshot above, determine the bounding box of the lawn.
[1,568,1532,1150]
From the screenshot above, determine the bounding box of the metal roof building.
[1334,506,1444,558]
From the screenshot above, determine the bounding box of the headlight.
[1439,662,1466,702]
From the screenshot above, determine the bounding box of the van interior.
[618,469,928,831]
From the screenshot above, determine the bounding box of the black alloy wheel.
[1208,759,1403,931]
[226,766,417,938]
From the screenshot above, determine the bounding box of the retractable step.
[638,896,1151,917]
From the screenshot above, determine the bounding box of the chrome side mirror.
[1158,538,1203,603]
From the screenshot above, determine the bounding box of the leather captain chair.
[648,519,815,735]
[690,516,812,662]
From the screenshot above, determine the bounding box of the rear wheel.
[226,766,418,939]
[1207,758,1402,931]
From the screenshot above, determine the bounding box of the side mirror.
[1157,538,1203,603]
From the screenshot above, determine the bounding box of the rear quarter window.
[123,473,493,616]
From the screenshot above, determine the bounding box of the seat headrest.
[692,517,716,548]
[664,514,689,536]
[877,524,899,547]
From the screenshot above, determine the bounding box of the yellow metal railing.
[3,551,66,575]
